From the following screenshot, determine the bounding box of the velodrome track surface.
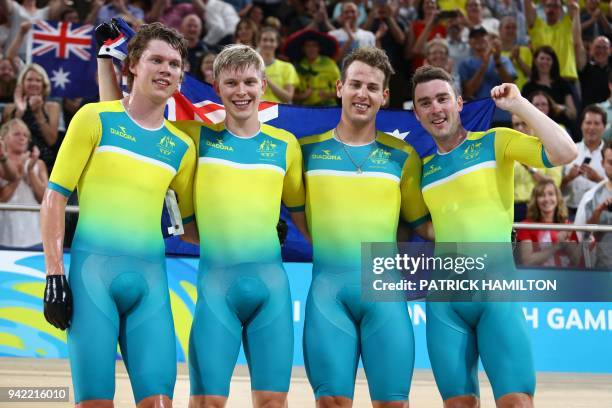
[1,358,611,407]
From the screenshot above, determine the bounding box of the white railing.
[4,204,612,231]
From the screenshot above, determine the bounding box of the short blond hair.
[17,64,51,97]
[0,118,31,142]
[213,44,265,81]
[425,38,449,56]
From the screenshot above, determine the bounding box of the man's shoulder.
[299,130,334,147]
[261,124,299,146]
[376,132,417,156]
[164,120,197,150]
[584,180,610,206]
[76,100,122,118]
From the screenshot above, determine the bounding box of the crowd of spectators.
[0,0,610,262]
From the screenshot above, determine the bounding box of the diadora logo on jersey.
[258,139,277,158]
[311,149,342,160]
[206,137,234,151]
[423,163,442,177]
[157,135,176,156]
[110,125,136,142]
[369,148,391,165]
[463,142,482,161]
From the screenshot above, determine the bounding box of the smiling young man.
[41,23,196,407]
[299,47,430,408]
[174,45,307,408]
[411,65,577,408]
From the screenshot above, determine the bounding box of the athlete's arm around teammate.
[490,83,577,165]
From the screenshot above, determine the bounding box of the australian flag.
[29,20,98,98]
[109,18,496,158]
[108,18,496,259]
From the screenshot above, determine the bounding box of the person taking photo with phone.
[562,105,607,217]
[576,140,612,268]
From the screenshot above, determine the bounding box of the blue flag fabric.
[108,19,497,259]
[112,18,496,158]
[29,20,98,98]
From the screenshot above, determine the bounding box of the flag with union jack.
[29,20,98,98]
[109,18,495,157]
[106,18,497,259]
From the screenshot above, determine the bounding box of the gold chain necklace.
[333,128,374,174]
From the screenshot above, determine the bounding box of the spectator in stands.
[513,113,562,221]
[148,0,238,48]
[286,29,340,106]
[87,0,145,28]
[203,0,241,48]
[578,35,611,109]
[263,15,282,31]
[524,0,581,81]
[600,71,612,141]
[234,17,259,48]
[517,179,579,267]
[396,0,418,27]
[0,57,17,105]
[576,140,612,268]
[226,0,253,18]
[332,0,368,26]
[146,0,203,29]
[246,4,264,25]
[288,0,335,34]
[0,0,63,61]
[464,0,500,35]
[0,8,8,53]
[179,14,209,75]
[528,89,565,126]
[424,38,461,90]
[459,27,515,123]
[253,0,282,20]
[405,0,447,71]
[2,64,60,172]
[0,125,17,183]
[362,0,407,107]
[329,2,375,62]
[258,27,299,103]
[60,7,80,24]
[499,15,532,90]
[0,118,47,248]
[522,46,578,134]
[562,105,607,215]
[196,51,217,85]
[485,0,529,44]
[445,11,471,69]
[5,21,31,65]
[580,0,610,41]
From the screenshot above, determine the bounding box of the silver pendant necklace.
[333,128,373,174]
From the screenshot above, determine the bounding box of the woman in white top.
[0,118,47,248]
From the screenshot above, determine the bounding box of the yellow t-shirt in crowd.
[263,59,300,103]
[528,14,577,80]
[502,46,533,91]
[514,162,562,203]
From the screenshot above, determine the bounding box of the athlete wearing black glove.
[95,19,123,59]
[44,275,73,330]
